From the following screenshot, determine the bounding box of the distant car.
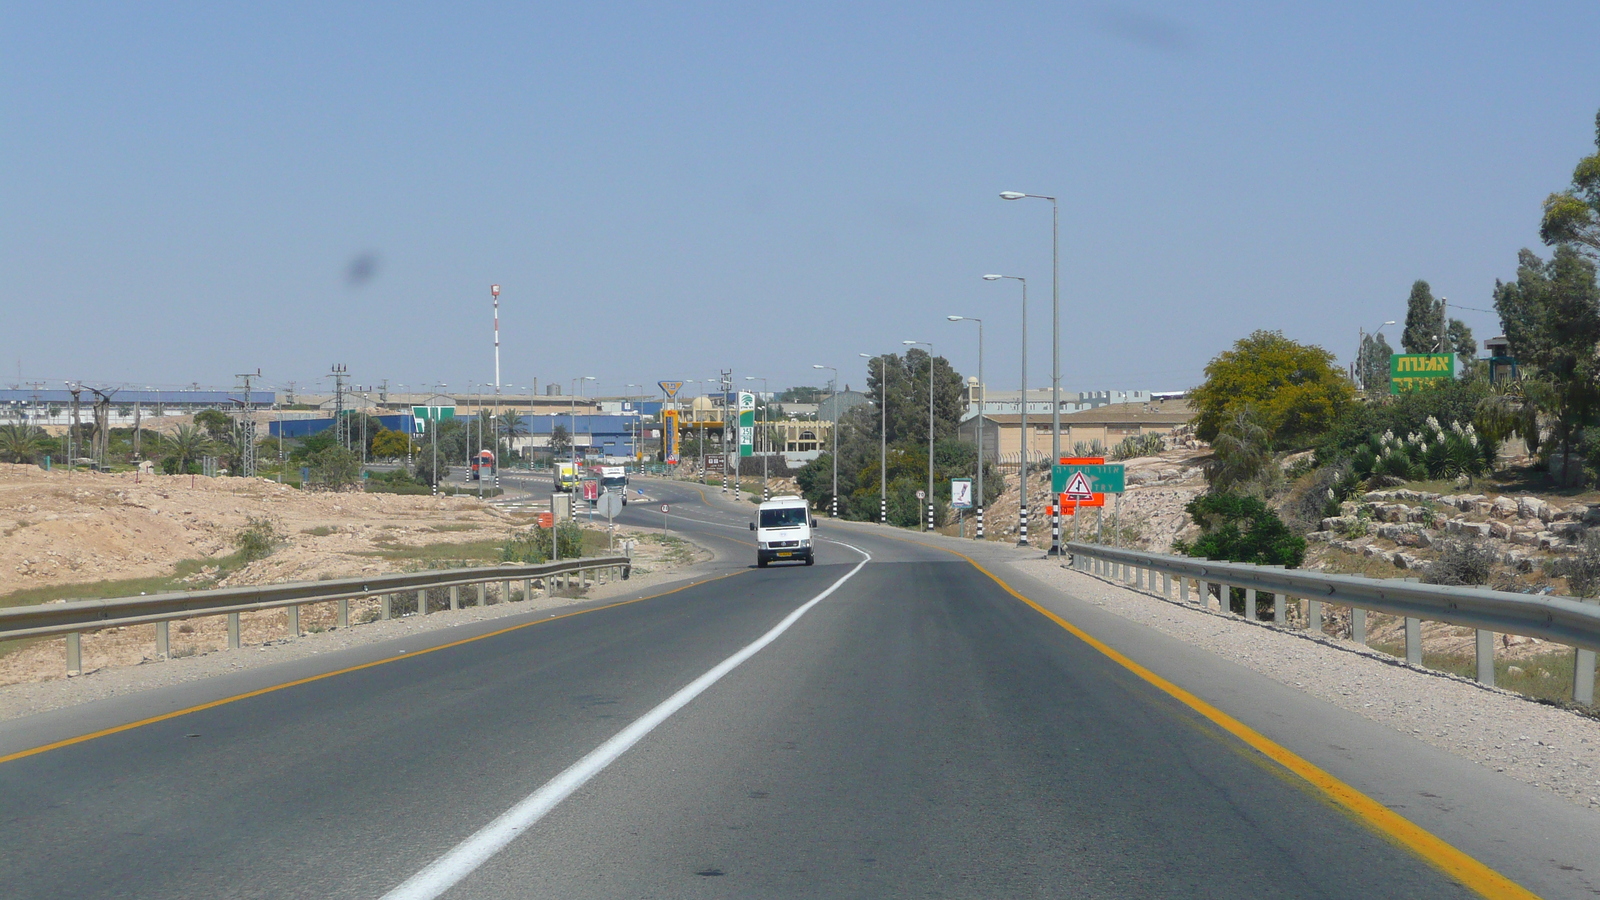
[750,495,815,567]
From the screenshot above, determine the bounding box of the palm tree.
[163,424,214,473]
[0,423,51,464]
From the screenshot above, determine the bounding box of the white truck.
[749,495,815,567]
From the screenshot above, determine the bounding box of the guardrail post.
[1180,576,1189,604]
[1476,630,1496,687]
[477,583,487,607]
[1306,599,1322,634]
[1576,648,1596,706]
[228,612,241,648]
[381,594,392,620]
[1273,594,1286,626]
[1198,579,1211,610]
[523,578,532,601]
[449,585,460,611]
[338,598,349,628]
[418,589,429,616]
[1244,588,1256,621]
[1350,607,1365,644]
[66,631,81,675]
[1162,572,1171,598]
[155,621,170,659]
[1578,598,1598,706]
[1405,617,1422,666]
[502,579,511,600]
[287,604,300,637]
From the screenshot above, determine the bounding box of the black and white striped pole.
[926,500,935,531]
[1019,504,1030,545]
[976,507,985,539]
[880,495,887,524]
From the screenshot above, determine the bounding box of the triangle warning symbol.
[1063,470,1095,500]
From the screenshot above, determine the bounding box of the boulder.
[1394,553,1427,570]
[1511,531,1540,546]
[1503,551,1535,574]
[1491,496,1519,519]
[1517,496,1548,521]
[1552,521,1586,539]
[1489,520,1513,540]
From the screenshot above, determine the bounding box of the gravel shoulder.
[1008,556,1600,813]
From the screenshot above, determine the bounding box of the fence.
[1064,542,1600,705]
[0,556,632,677]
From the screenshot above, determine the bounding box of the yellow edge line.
[920,538,1541,900]
[0,571,746,766]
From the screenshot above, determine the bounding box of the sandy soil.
[0,463,707,688]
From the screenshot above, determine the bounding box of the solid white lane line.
[379,542,873,900]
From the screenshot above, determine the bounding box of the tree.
[0,423,51,464]
[1492,245,1600,482]
[1401,280,1443,354]
[413,451,449,487]
[865,350,966,446]
[549,424,572,456]
[1447,319,1477,371]
[1540,108,1600,260]
[370,429,414,459]
[1203,407,1277,496]
[1191,330,1354,451]
[1356,331,1394,393]
[307,445,360,489]
[162,424,214,473]
[194,408,232,440]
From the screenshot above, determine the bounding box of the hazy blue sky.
[5,2,1598,399]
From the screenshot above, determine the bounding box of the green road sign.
[1389,353,1455,394]
[1051,462,1125,494]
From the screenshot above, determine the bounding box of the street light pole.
[812,365,839,517]
[984,274,1029,546]
[1002,191,1060,553]
[432,383,446,497]
[570,375,594,469]
[859,353,886,524]
[947,316,984,539]
[745,376,770,500]
[901,341,935,531]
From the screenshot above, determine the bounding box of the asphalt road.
[0,476,1588,898]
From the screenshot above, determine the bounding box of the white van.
[750,495,816,567]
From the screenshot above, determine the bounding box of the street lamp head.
[812,364,826,370]
[947,315,964,321]
[999,191,1026,200]
[1384,320,1396,326]
[982,274,1002,281]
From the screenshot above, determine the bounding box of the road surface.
[2,476,1594,898]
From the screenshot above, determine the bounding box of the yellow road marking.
[916,541,1540,900]
[0,571,746,766]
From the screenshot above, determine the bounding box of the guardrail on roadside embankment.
[1065,542,1600,705]
[0,556,632,676]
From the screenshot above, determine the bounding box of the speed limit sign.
[661,504,669,513]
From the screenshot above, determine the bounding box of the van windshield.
[760,507,808,528]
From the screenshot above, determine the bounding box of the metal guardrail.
[0,556,632,676]
[1065,541,1600,705]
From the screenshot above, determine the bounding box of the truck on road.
[588,464,629,505]
[553,460,579,493]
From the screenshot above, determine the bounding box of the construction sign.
[658,381,685,399]
[1051,456,1114,509]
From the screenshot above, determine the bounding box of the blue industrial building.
[268,415,418,438]
[523,414,644,458]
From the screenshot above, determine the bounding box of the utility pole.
[235,370,261,478]
[66,382,83,473]
[328,365,350,451]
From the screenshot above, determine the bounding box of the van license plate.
[777,552,792,557]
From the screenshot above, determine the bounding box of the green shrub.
[1173,493,1305,568]
[233,517,281,563]
[1424,538,1497,587]
[1110,433,1166,460]
[502,522,583,563]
